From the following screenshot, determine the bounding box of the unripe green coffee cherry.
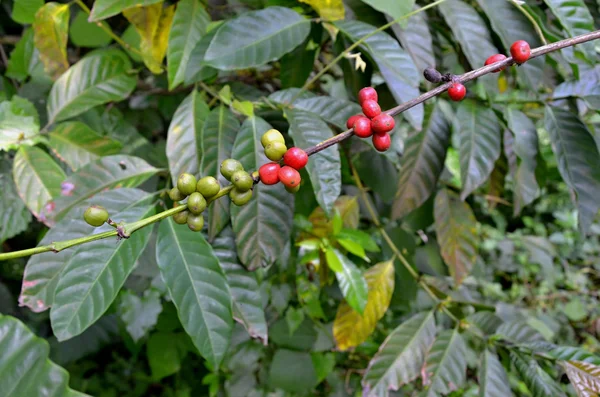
[187,192,207,215]
[177,173,197,196]
[230,188,253,206]
[220,159,243,180]
[187,213,204,232]
[261,129,285,148]
[169,187,186,202]
[285,184,301,193]
[265,142,287,161]
[173,210,189,225]
[196,176,220,198]
[84,205,109,227]
[231,170,254,192]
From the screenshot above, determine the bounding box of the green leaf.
[48,155,158,226]
[511,352,566,397]
[13,146,66,222]
[292,95,362,130]
[542,344,600,365]
[390,5,435,73]
[434,189,478,285]
[336,229,379,252]
[392,104,450,220]
[33,2,70,80]
[166,90,210,182]
[50,205,156,340]
[438,0,499,93]
[337,238,368,260]
[330,249,368,314]
[11,0,44,24]
[89,0,163,21]
[167,0,210,89]
[0,95,40,151]
[47,49,137,123]
[0,160,31,243]
[478,350,511,397]
[423,328,467,396]
[184,29,218,86]
[0,314,88,397]
[204,6,311,70]
[212,227,268,343]
[544,105,600,234]
[19,189,152,312]
[543,0,595,60]
[230,117,294,269]
[286,307,305,335]
[6,29,39,82]
[269,349,318,393]
[280,25,321,88]
[456,101,502,199]
[284,109,341,215]
[69,10,112,48]
[200,106,240,240]
[476,0,544,90]
[334,20,422,129]
[362,312,436,395]
[147,332,187,381]
[334,260,394,350]
[48,121,123,171]
[155,217,233,368]
[118,289,162,342]
[562,361,600,397]
[496,320,545,343]
[467,312,503,335]
[360,0,414,25]
[325,247,343,272]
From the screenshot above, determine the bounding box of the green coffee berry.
[187,192,207,215]
[261,129,285,148]
[264,141,287,161]
[173,210,189,225]
[285,184,301,194]
[230,188,253,206]
[220,159,244,180]
[177,173,197,196]
[84,205,109,227]
[196,176,220,198]
[187,213,204,232]
[169,187,185,202]
[231,170,254,192]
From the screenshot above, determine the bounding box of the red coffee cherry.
[283,147,308,170]
[372,133,391,152]
[278,166,301,188]
[371,113,395,135]
[510,40,530,64]
[361,99,381,119]
[259,163,280,185]
[346,114,362,129]
[484,54,507,72]
[448,83,466,101]
[353,116,373,138]
[358,87,378,104]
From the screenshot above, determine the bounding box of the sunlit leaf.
[123,2,175,74]
[89,0,162,21]
[362,311,435,396]
[167,0,210,89]
[333,260,394,350]
[12,146,65,223]
[562,360,600,397]
[33,2,69,79]
[434,189,478,285]
[329,248,367,314]
[299,0,345,21]
[50,205,156,340]
[0,96,40,151]
[422,328,467,396]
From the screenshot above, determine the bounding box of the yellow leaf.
[333,260,394,350]
[308,196,359,238]
[123,2,175,74]
[33,3,69,80]
[299,0,345,21]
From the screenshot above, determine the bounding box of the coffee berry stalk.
[2,30,597,261]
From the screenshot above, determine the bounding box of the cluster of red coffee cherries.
[346,87,394,152]
[428,40,532,102]
[258,128,307,192]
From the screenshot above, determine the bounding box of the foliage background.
[1,0,600,396]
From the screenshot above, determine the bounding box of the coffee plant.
[1,0,600,395]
